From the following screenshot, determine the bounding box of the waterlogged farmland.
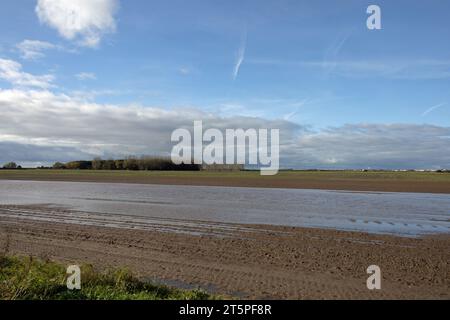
[0,180,448,236]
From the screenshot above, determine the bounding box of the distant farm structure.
[201,164,244,172]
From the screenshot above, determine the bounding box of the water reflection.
[0,180,448,236]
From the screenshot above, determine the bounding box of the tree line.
[1,158,243,171]
[51,157,201,171]
[1,162,22,169]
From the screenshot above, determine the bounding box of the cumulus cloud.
[16,39,61,60]
[0,88,449,169]
[0,58,54,89]
[75,72,96,80]
[288,124,450,169]
[0,88,298,161]
[35,0,119,47]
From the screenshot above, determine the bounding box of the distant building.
[201,164,244,171]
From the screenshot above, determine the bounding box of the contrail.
[232,30,247,80]
[422,102,447,116]
[283,99,309,121]
[322,30,352,75]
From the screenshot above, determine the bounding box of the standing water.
[0,180,449,236]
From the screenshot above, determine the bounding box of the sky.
[0,0,449,169]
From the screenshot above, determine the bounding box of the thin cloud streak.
[283,99,309,121]
[422,103,447,116]
[232,30,247,80]
[322,31,352,75]
[246,58,450,79]
[76,72,97,80]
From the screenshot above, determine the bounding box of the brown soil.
[1,171,449,194]
[1,205,448,299]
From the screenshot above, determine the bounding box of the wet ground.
[0,180,449,236]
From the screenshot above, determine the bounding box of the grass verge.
[0,255,215,300]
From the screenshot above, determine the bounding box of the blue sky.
[0,0,449,168]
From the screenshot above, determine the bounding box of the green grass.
[0,255,215,300]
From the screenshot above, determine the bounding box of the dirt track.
[1,205,448,299]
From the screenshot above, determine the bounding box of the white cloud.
[16,39,61,60]
[0,58,54,89]
[288,123,450,169]
[35,0,119,47]
[179,68,190,75]
[0,88,298,161]
[0,88,449,169]
[76,72,96,80]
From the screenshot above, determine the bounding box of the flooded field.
[0,180,449,236]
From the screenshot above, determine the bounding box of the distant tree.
[123,157,139,170]
[102,159,116,170]
[50,157,202,172]
[92,157,103,170]
[52,162,66,169]
[114,160,124,170]
[65,161,92,170]
[3,162,17,169]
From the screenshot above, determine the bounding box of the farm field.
[1,169,450,193]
